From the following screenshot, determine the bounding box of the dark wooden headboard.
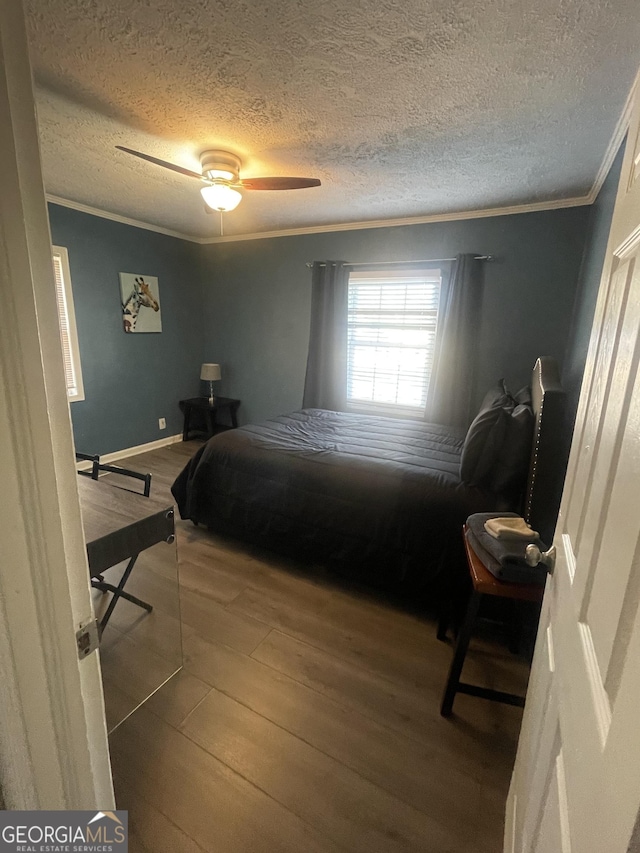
[523,356,568,546]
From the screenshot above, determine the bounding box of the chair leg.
[438,541,472,643]
[437,603,450,642]
[93,554,153,634]
[440,589,482,717]
[508,598,521,655]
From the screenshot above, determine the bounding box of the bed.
[172,357,566,595]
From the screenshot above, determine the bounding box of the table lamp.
[200,363,221,405]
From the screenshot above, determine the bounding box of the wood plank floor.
[106,441,529,853]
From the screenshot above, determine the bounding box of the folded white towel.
[484,517,539,540]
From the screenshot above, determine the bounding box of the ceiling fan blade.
[240,176,321,191]
[115,146,205,181]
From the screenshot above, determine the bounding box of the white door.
[505,73,640,853]
[0,0,113,807]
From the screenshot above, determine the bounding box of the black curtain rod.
[305,255,493,269]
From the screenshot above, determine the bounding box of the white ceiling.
[26,0,640,240]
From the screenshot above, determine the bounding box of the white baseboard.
[75,433,183,471]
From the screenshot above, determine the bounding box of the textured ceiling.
[26,0,640,239]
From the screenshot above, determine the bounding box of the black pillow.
[514,385,533,407]
[479,379,513,412]
[460,398,509,486]
[490,403,535,498]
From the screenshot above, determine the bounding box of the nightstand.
[180,396,241,441]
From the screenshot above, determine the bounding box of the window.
[52,246,84,401]
[346,267,442,417]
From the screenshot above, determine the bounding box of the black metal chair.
[76,452,154,634]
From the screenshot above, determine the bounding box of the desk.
[79,477,175,635]
[79,478,182,732]
[79,477,175,575]
[180,396,241,440]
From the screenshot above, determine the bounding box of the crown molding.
[201,195,592,244]
[45,194,199,242]
[46,191,594,245]
[587,69,639,203]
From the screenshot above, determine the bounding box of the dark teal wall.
[202,207,590,425]
[562,141,625,423]
[48,204,205,455]
[49,200,597,454]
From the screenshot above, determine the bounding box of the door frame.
[0,0,113,808]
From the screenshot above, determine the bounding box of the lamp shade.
[200,363,221,381]
[201,184,242,212]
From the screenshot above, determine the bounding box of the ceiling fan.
[115,146,321,214]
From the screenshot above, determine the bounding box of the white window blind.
[52,246,84,402]
[347,268,442,416]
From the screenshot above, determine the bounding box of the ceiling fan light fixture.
[201,183,242,212]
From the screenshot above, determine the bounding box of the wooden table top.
[180,396,240,410]
[78,477,174,573]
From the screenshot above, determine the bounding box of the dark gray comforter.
[172,408,504,592]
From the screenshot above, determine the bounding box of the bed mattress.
[172,408,502,592]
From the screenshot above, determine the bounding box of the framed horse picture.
[120,273,162,333]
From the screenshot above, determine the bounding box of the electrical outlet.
[158,417,166,429]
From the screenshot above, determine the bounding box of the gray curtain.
[426,253,483,428]
[303,261,349,411]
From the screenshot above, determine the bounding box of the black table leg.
[93,553,153,636]
[440,589,482,717]
[206,408,218,438]
[182,403,191,441]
